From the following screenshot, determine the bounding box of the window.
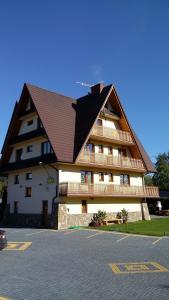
[27,145,33,152]
[14,201,18,214]
[98,172,104,182]
[82,200,87,213]
[81,171,93,183]
[120,174,130,185]
[108,173,114,182]
[16,149,22,161]
[26,173,32,180]
[84,143,94,153]
[25,187,32,197]
[41,141,53,155]
[38,118,43,129]
[14,175,19,184]
[98,145,103,153]
[108,146,112,155]
[27,120,33,126]
[118,148,127,157]
[97,119,102,126]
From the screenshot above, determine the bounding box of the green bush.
[89,210,107,227]
[116,209,128,223]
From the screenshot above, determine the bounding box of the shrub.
[89,210,107,227]
[116,209,128,223]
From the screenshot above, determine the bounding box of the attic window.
[27,120,33,126]
[26,100,31,111]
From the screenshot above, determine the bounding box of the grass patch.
[87,218,169,236]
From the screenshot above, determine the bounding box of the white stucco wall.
[7,167,57,214]
[18,114,38,135]
[9,138,48,163]
[66,198,141,214]
[59,168,142,187]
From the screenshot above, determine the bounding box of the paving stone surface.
[0,228,169,300]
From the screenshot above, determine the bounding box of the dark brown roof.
[112,87,156,173]
[0,83,156,173]
[26,84,76,162]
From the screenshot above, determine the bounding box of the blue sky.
[0,0,169,162]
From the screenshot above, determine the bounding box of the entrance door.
[42,200,48,228]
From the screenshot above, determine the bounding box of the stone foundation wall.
[4,213,52,228]
[66,210,143,228]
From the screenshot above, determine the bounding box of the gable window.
[26,173,32,180]
[84,143,94,153]
[26,100,31,111]
[118,148,127,157]
[27,145,33,153]
[97,119,102,126]
[27,120,33,126]
[82,200,87,213]
[98,145,103,153]
[120,174,130,185]
[14,175,19,184]
[37,118,43,129]
[108,146,112,155]
[41,141,53,155]
[108,173,114,182]
[16,149,22,161]
[25,187,32,197]
[98,172,104,182]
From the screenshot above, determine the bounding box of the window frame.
[120,174,130,185]
[25,187,32,197]
[26,173,32,180]
[14,175,19,184]
[98,172,104,182]
[27,119,33,126]
[27,145,33,153]
[81,200,87,213]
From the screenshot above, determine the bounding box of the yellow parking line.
[152,237,163,245]
[0,297,11,300]
[116,235,130,243]
[86,232,103,239]
[5,242,32,251]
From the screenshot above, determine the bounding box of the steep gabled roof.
[74,85,113,160]
[0,82,156,173]
[112,87,156,173]
[26,84,76,162]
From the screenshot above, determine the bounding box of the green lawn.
[88,218,169,236]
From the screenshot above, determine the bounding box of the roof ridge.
[25,83,76,103]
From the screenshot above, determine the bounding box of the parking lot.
[0,227,169,300]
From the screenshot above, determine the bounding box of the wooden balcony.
[77,152,145,172]
[59,182,159,198]
[90,125,134,145]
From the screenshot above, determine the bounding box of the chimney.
[91,83,104,94]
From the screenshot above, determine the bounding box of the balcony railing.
[78,152,145,171]
[59,182,159,198]
[91,125,134,145]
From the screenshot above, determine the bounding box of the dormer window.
[97,119,102,126]
[16,148,22,161]
[27,120,33,126]
[84,143,94,153]
[26,100,31,111]
[41,141,53,155]
[27,145,33,153]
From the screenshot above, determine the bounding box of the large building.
[0,83,159,228]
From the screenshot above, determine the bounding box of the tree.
[152,152,169,189]
[144,174,154,186]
